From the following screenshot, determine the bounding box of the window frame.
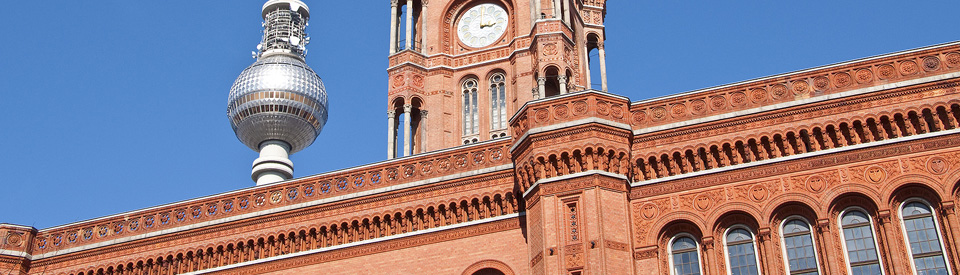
[722,225,763,275]
[668,233,704,275]
[779,216,822,275]
[460,77,480,141]
[488,72,507,131]
[837,207,886,275]
[898,198,953,275]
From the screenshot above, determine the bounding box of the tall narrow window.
[840,209,884,275]
[670,236,702,275]
[781,218,820,275]
[489,73,507,131]
[900,201,950,274]
[725,227,760,275]
[462,78,479,138]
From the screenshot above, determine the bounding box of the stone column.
[387,110,396,159]
[419,110,428,153]
[701,236,718,275]
[757,228,777,274]
[814,219,838,274]
[584,46,592,89]
[405,0,413,51]
[421,1,428,54]
[562,0,571,24]
[532,87,540,100]
[389,0,399,54]
[598,42,608,92]
[876,210,907,275]
[558,75,568,94]
[535,0,542,20]
[537,77,546,98]
[403,104,413,156]
[552,0,560,19]
[940,201,960,266]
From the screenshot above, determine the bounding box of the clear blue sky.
[1,1,957,229]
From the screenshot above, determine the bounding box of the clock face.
[457,3,508,48]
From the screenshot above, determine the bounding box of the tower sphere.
[227,0,328,155]
[227,55,328,154]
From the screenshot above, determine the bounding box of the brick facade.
[3,1,960,275]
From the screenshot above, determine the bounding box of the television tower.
[227,0,328,185]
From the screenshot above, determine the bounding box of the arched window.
[669,235,702,275]
[724,227,760,275]
[781,218,821,275]
[839,209,884,275]
[900,200,951,274]
[489,73,507,131]
[462,78,479,137]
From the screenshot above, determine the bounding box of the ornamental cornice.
[629,42,960,133]
[32,169,517,268]
[630,132,960,199]
[633,78,959,147]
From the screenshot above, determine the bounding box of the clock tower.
[386,0,609,158]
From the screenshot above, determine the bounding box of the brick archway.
[461,259,515,275]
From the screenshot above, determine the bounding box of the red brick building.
[3,0,960,274]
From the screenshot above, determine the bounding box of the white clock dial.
[456,3,508,48]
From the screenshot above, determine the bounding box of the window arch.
[489,72,507,131]
[839,208,884,275]
[724,226,761,275]
[462,78,479,138]
[780,217,821,275]
[669,234,702,275]
[899,200,951,274]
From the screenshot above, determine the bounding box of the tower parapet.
[228,0,329,185]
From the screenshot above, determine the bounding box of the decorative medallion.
[945,52,960,67]
[542,43,558,56]
[640,203,659,220]
[270,190,282,203]
[770,84,788,99]
[491,148,503,160]
[878,64,896,79]
[320,180,333,193]
[392,74,405,88]
[207,203,218,215]
[632,111,646,124]
[927,156,949,175]
[792,80,809,95]
[438,158,451,171]
[710,96,727,110]
[223,200,234,212]
[597,101,610,115]
[899,60,919,75]
[455,154,467,167]
[855,69,874,83]
[690,99,707,114]
[554,104,569,119]
[144,216,155,228]
[287,187,299,199]
[303,184,315,196]
[806,175,826,193]
[175,210,185,222]
[420,161,433,174]
[369,172,381,185]
[473,151,485,164]
[833,72,852,88]
[651,107,666,120]
[611,104,624,119]
[814,76,829,90]
[865,166,886,183]
[53,234,61,246]
[535,108,549,122]
[403,165,415,178]
[730,92,747,106]
[670,103,686,118]
[130,219,140,231]
[572,100,588,115]
[5,233,23,247]
[191,206,201,219]
[749,184,768,202]
[411,74,424,88]
[749,88,767,103]
[922,56,941,71]
[694,194,712,211]
[254,194,266,206]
